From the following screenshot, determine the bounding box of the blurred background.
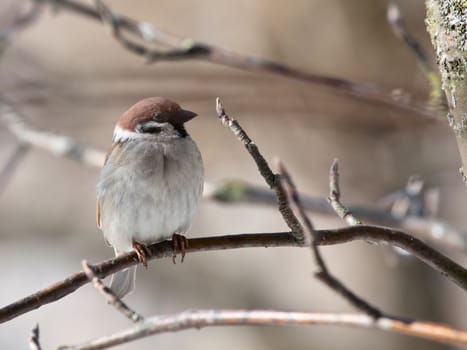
[0,0,466,349]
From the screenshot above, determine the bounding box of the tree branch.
[1,228,466,324]
[82,261,144,323]
[0,99,105,167]
[205,179,467,253]
[279,160,383,318]
[33,0,438,119]
[58,309,467,350]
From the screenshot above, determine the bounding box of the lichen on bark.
[426,0,467,176]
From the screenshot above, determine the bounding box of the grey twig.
[28,324,41,350]
[215,97,305,243]
[82,261,144,323]
[327,159,362,226]
[278,160,383,319]
[58,309,467,350]
[33,0,437,119]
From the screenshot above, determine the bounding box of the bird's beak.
[177,109,198,124]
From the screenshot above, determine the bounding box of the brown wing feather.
[96,144,116,231]
[96,201,102,230]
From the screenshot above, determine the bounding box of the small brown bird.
[96,97,204,298]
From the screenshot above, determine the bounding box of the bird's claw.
[171,233,188,264]
[133,240,151,269]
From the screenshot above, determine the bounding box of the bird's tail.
[110,249,137,298]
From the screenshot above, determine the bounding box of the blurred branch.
[33,0,438,120]
[279,161,383,318]
[0,2,43,194]
[215,97,304,243]
[1,226,466,324]
[0,1,43,55]
[205,179,467,253]
[387,3,444,108]
[0,100,105,167]
[59,309,467,350]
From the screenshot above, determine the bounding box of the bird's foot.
[132,240,151,269]
[171,233,188,264]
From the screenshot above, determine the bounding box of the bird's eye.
[152,112,162,121]
[136,122,163,134]
[147,126,162,134]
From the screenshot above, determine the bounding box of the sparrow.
[96,97,204,298]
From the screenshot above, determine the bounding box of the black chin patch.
[175,125,188,138]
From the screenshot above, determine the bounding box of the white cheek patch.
[112,125,153,143]
[145,121,169,128]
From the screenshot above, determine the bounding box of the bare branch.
[33,0,438,119]
[279,160,383,318]
[205,179,467,253]
[82,261,144,323]
[28,324,41,350]
[58,309,467,350]
[216,97,305,243]
[1,227,466,324]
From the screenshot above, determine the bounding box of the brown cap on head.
[118,97,197,131]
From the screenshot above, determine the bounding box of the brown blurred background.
[1,0,466,349]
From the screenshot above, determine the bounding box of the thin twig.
[34,0,438,119]
[1,228,466,324]
[327,159,362,225]
[28,324,41,350]
[82,260,144,323]
[215,97,305,243]
[279,161,383,318]
[58,309,467,350]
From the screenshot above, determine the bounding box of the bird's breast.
[97,138,204,251]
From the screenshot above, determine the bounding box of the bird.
[96,97,204,298]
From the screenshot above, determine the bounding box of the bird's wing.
[96,144,115,231]
[96,201,102,230]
